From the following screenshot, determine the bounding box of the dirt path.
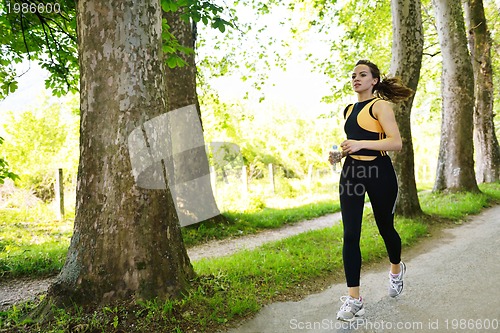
[224,205,500,333]
[187,211,342,261]
[0,211,342,310]
[0,276,54,310]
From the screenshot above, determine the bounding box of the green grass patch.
[1,213,429,333]
[0,205,73,278]
[0,242,68,278]
[1,183,500,332]
[0,198,339,278]
[419,189,493,220]
[181,199,340,247]
[478,182,500,201]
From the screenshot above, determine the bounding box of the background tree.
[389,0,424,216]
[306,0,393,101]
[302,0,428,213]
[163,8,227,226]
[432,0,480,192]
[463,0,500,183]
[37,0,195,311]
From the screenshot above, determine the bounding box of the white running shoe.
[389,261,406,297]
[336,296,365,321]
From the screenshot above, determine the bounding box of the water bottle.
[331,144,342,172]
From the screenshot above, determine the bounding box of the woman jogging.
[328,60,414,322]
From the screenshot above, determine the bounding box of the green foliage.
[161,0,233,30]
[160,0,235,69]
[0,136,19,184]
[201,100,342,178]
[0,0,78,97]
[0,0,236,99]
[196,0,296,103]
[300,0,392,101]
[162,19,195,68]
[1,94,79,200]
[484,0,500,139]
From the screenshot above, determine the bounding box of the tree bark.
[163,10,226,227]
[463,0,500,183]
[42,0,195,308]
[389,0,424,217]
[163,10,200,116]
[431,0,480,193]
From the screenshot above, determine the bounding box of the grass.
[0,199,341,279]
[0,177,340,278]
[0,203,72,279]
[419,182,500,220]
[1,182,499,332]
[182,199,340,246]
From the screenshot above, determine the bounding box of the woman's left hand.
[340,140,364,155]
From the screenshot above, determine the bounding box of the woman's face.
[351,64,378,94]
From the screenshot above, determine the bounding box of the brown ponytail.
[356,60,414,103]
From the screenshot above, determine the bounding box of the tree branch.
[19,11,32,60]
[423,51,441,57]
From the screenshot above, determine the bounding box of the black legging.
[339,155,401,287]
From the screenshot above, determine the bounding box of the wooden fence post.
[269,163,275,194]
[55,168,64,220]
[307,164,313,189]
[242,165,248,195]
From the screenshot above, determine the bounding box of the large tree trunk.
[163,10,226,227]
[389,0,424,217]
[432,0,480,193]
[463,0,500,183]
[42,0,195,308]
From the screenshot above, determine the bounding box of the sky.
[0,62,50,114]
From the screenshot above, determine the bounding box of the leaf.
[167,56,178,68]
[160,0,173,12]
[8,172,20,181]
[177,45,195,55]
[163,45,175,54]
[192,12,202,23]
[9,81,18,93]
[176,57,187,67]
